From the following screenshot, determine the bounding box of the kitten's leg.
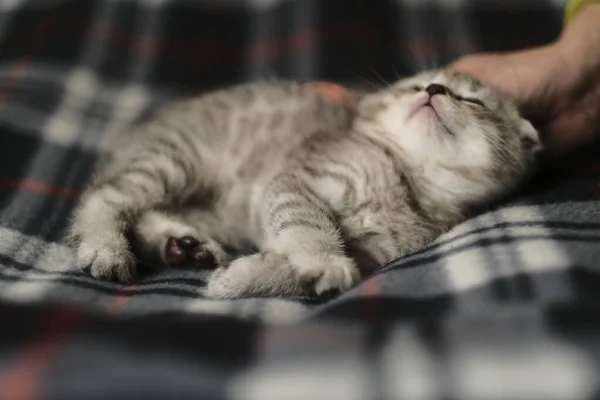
[207,173,361,298]
[348,230,404,270]
[131,210,229,269]
[69,144,199,282]
[346,219,433,274]
[207,225,416,299]
[206,252,301,298]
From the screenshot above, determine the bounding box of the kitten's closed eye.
[457,96,486,109]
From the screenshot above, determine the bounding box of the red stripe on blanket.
[246,21,377,65]
[363,277,381,322]
[80,18,532,68]
[80,18,377,66]
[0,306,84,400]
[0,179,80,200]
[108,285,137,314]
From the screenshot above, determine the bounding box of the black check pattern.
[0,1,599,399]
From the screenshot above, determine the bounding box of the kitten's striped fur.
[69,69,542,299]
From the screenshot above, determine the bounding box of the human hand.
[449,4,600,161]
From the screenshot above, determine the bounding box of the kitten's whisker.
[371,69,391,87]
[415,43,429,73]
[359,77,384,91]
[480,126,525,170]
[392,65,402,80]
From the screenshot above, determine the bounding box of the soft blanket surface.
[0,1,599,399]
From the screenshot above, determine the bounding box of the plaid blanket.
[1,0,600,399]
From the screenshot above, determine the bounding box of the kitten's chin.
[410,105,439,123]
[405,110,455,142]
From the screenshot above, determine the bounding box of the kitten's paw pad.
[290,253,361,296]
[76,241,136,283]
[165,236,216,267]
[164,235,225,269]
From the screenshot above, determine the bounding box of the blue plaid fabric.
[1,1,600,399]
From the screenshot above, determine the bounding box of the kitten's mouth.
[409,97,455,136]
[409,95,439,119]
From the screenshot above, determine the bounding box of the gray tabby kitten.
[68,69,542,299]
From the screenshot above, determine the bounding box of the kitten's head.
[356,69,542,215]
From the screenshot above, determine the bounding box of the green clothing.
[566,0,599,23]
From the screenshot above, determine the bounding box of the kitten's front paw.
[206,254,264,299]
[289,253,361,295]
[205,252,362,299]
[206,252,295,299]
[75,237,136,282]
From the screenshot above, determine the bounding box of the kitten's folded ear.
[519,118,544,155]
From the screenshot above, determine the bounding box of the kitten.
[68,69,542,299]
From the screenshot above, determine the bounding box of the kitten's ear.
[519,119,543,154]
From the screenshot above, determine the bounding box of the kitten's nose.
[425,84,449,96]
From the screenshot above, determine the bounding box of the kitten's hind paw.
[132,210,230,270]
[165,235,220,269]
